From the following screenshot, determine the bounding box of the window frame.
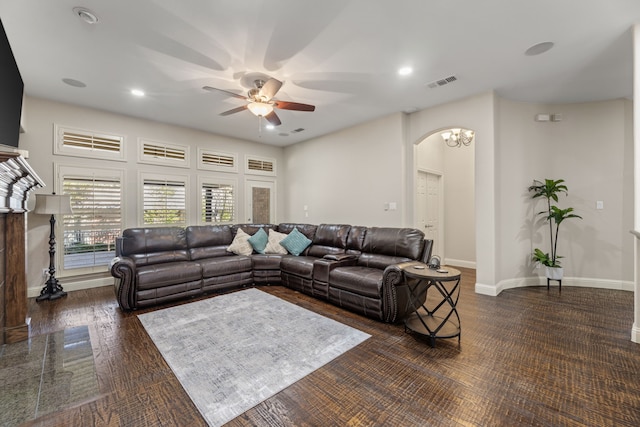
[244,155,276,176]
[197,175,237,225]
[137,137,191,168]
[197,148,238,173]
[139,172,189,226]
[55,164,125,276]
[54,124,126,162]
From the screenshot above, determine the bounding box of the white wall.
[19,93,634,300]
[406,92,497,292]
[283,113,406,226]
[495,98,634,291]
[20,96,285,296]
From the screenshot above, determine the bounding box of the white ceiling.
[2,0,639,146]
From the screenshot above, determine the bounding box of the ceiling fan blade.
[259,78,283,100]
[274,101,316,112]
[264,110,282,126]
[219,105,248,116]
[203,86,247,100]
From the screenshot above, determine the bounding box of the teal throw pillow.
[247,228,269,254]
[280,227,312,256]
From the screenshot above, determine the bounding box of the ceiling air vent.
[290,128,305,133]
[427,75,458,89]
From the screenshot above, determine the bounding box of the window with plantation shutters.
[138,138,190,168]
[245,155,276,176]
[54,125,125,161]
[201,181,235,223]
[197,148,237,173]
[142,177,187,225]
[59,168,123,272]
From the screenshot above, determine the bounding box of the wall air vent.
[427,75,458,89]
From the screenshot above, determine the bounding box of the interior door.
[245,180,275,223]
[417,170,442,257]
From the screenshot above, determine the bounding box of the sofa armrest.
[382,261,427,323]
[313,255,357,283]
[110,257,137,311]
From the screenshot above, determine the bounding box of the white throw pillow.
[226,228,253,256]
[264,229,288,255]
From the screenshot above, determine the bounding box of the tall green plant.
[528,179,582,267]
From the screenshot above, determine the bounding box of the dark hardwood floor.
[17,267,640,426]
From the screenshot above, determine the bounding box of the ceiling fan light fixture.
[247,102,273,117]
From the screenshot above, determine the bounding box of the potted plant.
[528,179,582,280]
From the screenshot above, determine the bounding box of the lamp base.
[36,277,68,302]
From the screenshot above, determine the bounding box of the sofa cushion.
[357,253,413,270]
[264,229,288,254]
[136,261,202,290]
[280,228,312,256]
[307,224,350,258]
[280,256,316,279]
[252,253,285,270]
[121,227,189,266]
[346,225,367,255]
[247,227,268,254]
[186,225,233,260]
[227,228,253,256]
[329,266,383,299]
[198,255,252,278]
[361,227,425,260]
[277,223,317,240]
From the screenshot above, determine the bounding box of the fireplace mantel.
[0,148,44,344]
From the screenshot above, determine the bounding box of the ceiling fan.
[203,77,315,126]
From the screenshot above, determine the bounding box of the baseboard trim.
[478,276,635,297]
[632,324,640,344]
[444,258,476,269]
[28,276,113,298]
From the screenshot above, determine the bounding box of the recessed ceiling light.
[525,41,554,56]
[72,7,99,25]
[265,124,275,130]
[398,66,413,76]
[131,89,145,97]
[62,78,86,88]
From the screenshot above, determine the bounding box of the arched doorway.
[415,127,476,269]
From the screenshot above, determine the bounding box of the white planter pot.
[545,266,564,280]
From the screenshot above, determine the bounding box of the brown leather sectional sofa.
[110,223,433,323]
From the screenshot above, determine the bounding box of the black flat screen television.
[0,18,24,148]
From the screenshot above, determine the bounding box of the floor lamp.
[34,193,73,301]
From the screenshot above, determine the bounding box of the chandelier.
[441,128,474,147]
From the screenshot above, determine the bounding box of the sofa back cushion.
[231,224,275,236]
[307,224,350,257]
[277,223,317,240]
[346,226,367,256]
[357,227,425,269]
[186,225,234,260]
[120,227,189,267]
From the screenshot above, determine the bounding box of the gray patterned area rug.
[138,288,370,426]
